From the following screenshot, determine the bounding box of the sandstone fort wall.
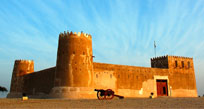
[7,31,198,99]
[23,67,55,96]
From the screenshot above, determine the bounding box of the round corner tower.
[7,60,34,98]
[51,31,94,99]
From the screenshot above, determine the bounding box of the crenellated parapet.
[59,31,92,39]
[151,55,168,61]
[168,55,193,59]
[151,55,193,61]
[151,55,169,69]
[15,60,34,64]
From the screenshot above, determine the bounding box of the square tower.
[151,55,197,97]
[151,55,194,71]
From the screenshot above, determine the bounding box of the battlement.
[59,31,92,39]
[151,55,168,61]
[151,55,193,61]
[15,60,34,64]
[151,55,169,69]
[168,55,193,59]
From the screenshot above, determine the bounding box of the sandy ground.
[0,97,204,109]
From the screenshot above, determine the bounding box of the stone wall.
[93,62,170,97]
[93,60,197,98]
[23,67,55,95]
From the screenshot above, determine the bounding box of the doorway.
[156,80,168,96]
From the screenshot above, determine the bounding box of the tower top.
[15,60,34,64]
[59,30,92,39]
[151,55,193,60]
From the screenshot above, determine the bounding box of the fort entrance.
[156,80,168,96]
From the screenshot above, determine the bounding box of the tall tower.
[7,60,34,98]
[50,31,94,98]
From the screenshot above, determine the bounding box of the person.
[150,92,154,98]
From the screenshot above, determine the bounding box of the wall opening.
[181,61,184,68]
[188,61,190,68]
[175,61,178,67]
[156,80,168,96]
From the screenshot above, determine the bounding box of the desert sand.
[0,97,204,109]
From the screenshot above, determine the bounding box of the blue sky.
[0,0,204,97]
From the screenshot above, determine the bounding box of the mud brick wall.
[23,67,55,95]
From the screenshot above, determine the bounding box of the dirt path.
[0,97,204,109]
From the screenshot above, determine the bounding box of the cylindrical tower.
[7,60,34,98]
[50,31,94,98]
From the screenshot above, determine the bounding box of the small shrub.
[0,86,8,92]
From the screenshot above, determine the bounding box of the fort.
[7,31,197,99]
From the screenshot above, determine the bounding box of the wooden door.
[156,80,168,96]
